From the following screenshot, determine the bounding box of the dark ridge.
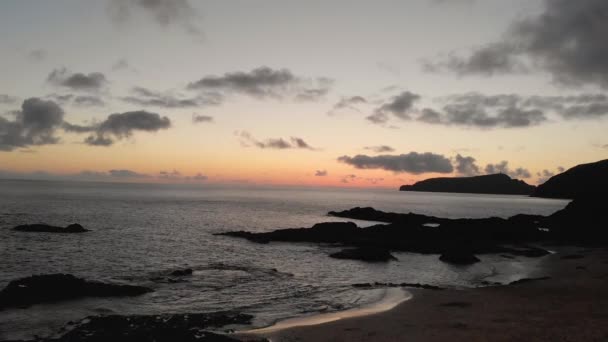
[13,223,88,233]
[399,173,535,195]
[0,274,152,310]
[532,159,608,199]
[352,282,443,290]
[507,276,551,285]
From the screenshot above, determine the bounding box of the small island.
[399,173,535,195]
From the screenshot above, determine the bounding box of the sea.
[0,179,570,340]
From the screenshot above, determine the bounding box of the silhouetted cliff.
[399,174,535,195]
[532,159,608,199]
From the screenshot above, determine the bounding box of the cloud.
[0,98,64,151]
[121,86,221,108]
[192,114,213,123]
[0,169,150,181]
[454,154,481,176]
[47,68,108,92]
[364,145,395,153]
[111,59,131,71]
[315,170,328,176]
[192,172,208,181]
[327,96,367,115]
[64,110,171,146]
[341,174,358,183]
[188,67,332,101]
[0,94,19,105]
[338,152,454,174]
[367,91,421,124]
[108,0,203,37]
[108,169,149,178]
[73,95,106,107]
[484,161,531,178]
[237,131,317,150]
[425,0,608,88]
[27,49,47,62]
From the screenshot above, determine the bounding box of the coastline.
[238,287,411,336]
[240,248,608,341]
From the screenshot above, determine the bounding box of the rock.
[7,312,259,342]
[13,223,88,233]
[508,276,551,285]
[399,174,536,195]
[352,282,443,290]
[439,248,481,265]
[532,159,608,199]
[0,274,152,310]
[560,254,584,260]
[330,247,397,262]
[170,268,194,277]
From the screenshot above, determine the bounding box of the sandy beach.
[241,248,608,342]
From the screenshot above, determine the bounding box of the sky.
[0,0,607,188]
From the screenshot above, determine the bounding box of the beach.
[244,248,608,341]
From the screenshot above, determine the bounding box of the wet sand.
[240,249,608,341]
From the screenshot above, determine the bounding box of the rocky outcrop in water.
[217,210,549,258]
[12,223,88,233]
[532,159,608,199]
[330,247,397,262]
[439,248,481,265]
[0,274,152,310]
[3,312,261,342]
[399,174,535,195]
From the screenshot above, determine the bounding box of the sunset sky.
[1,0,607,188]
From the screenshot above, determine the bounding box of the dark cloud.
[315,170,328,177]
[417,108,442,124]
[364,145,395,153]
[64,110,171,146]
[188,67,332,101]
[122,86,220,108]
[108,0,203,37]
[0,98,64,151]
[421,92,608,125]
[425,0,608,88]
[368,91,420,124]
[338,152,454,174]
[47,68,108,92]
[328,96,367,115]
[192,114,213,123]
[557,166,565,172]
[159,169,181,179]
[0,94,19,105]
[454,154,481,176]
[484,161,531,179]
[237,131,317,150]
[73,96,106,107]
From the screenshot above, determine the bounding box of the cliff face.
[399,174,536,195]
[532,159,608,199]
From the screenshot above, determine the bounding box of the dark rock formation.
[171,268,194,277]
[0,274,152,310]
[330,247,397,262]
[507,276,551,285]
[13,223,88,233]
[4,312,259,342]
[352,282,443,290]
[399,174,535,195]
[542,198,608,242]
[439,248,481,265]
[218,208,550,258]
[532,159,608,199]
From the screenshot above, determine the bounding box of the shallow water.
[0,180,569,339]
